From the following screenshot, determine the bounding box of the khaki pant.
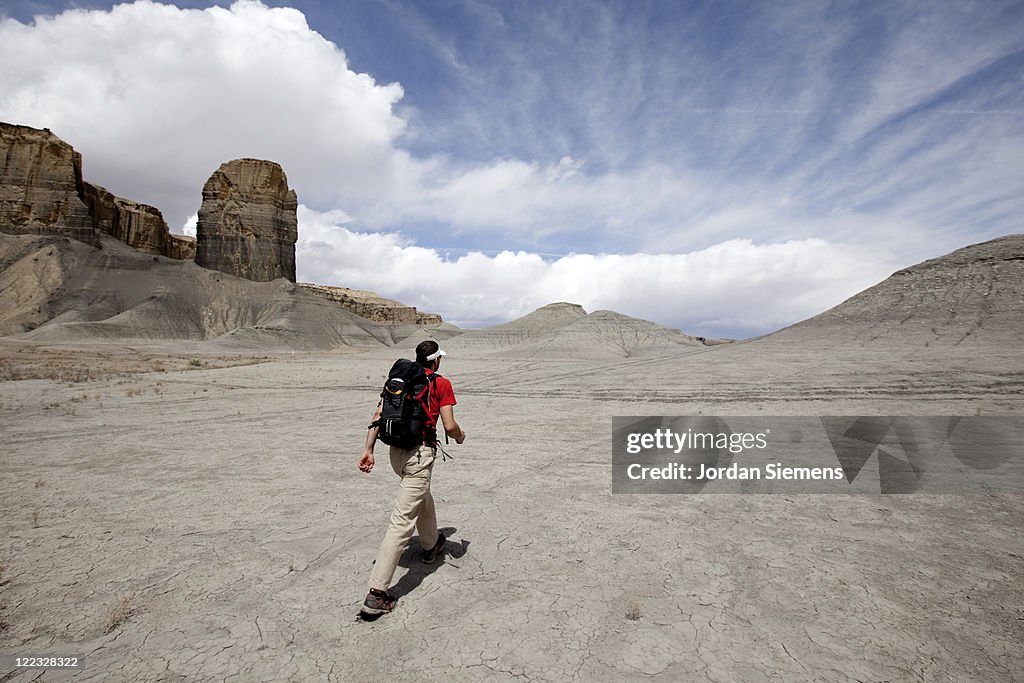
[368,444,439,592]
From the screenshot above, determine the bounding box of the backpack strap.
[417,373,439,445]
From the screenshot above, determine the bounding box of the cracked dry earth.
[1,343,1023,682]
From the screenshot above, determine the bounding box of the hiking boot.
[362,589,397,615]
[422,532,446,564]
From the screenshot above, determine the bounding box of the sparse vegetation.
[31,509,40,528]
[0,344,271,383]
[104,594,135,633]
[34,478,44,488]
[625,600,641,621]
[0,362,103,383]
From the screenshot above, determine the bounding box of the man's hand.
[358,450,375,473]
[359,402,383,472]
[439,405,465,444]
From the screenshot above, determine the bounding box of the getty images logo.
[820,416,1016,494]
[613,416,1022,494]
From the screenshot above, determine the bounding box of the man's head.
[415,340,446,369]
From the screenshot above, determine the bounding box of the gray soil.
[1,234,1023,681]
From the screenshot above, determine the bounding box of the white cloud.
[0,0,412,230]
[181,213,197,237]
[295,206,897,337]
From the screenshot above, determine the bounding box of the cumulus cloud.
[0,0,412,230]
[295,206,897,338]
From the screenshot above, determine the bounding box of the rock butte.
[195,158,297,283]
[0,121,440,326]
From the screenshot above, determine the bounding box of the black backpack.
[370,359,438,449]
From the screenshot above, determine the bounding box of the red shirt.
[425,368,456,420]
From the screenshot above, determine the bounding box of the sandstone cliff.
[0,122,195,260]
[298,284,443,324]
[195,159,297,282]
[82,181,174,256]
[167,234,197,261]
[0,123,95,244]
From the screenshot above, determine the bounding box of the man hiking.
[358,340,466,615]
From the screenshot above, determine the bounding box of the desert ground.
[1,332,1022,682]
[2,235,1023,681]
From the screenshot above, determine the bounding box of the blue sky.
[2,1,1022,336]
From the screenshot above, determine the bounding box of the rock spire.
[194,159,298,282]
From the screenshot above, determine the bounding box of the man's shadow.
[358,527,470,621]
[391,526,469,597]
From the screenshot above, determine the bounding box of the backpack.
[370,359,438,449]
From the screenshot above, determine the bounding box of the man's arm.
[358,402,383,472]
[438,405,465,444]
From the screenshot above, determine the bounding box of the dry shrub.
[625,600,641,621]
[104,594,135,633]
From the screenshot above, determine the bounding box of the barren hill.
[445,302,588,353]
[497,234,1024,407]
[504,308,706,360]
[0,232,449,350]
[768,234,1024,348]
[446,302,706,360]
